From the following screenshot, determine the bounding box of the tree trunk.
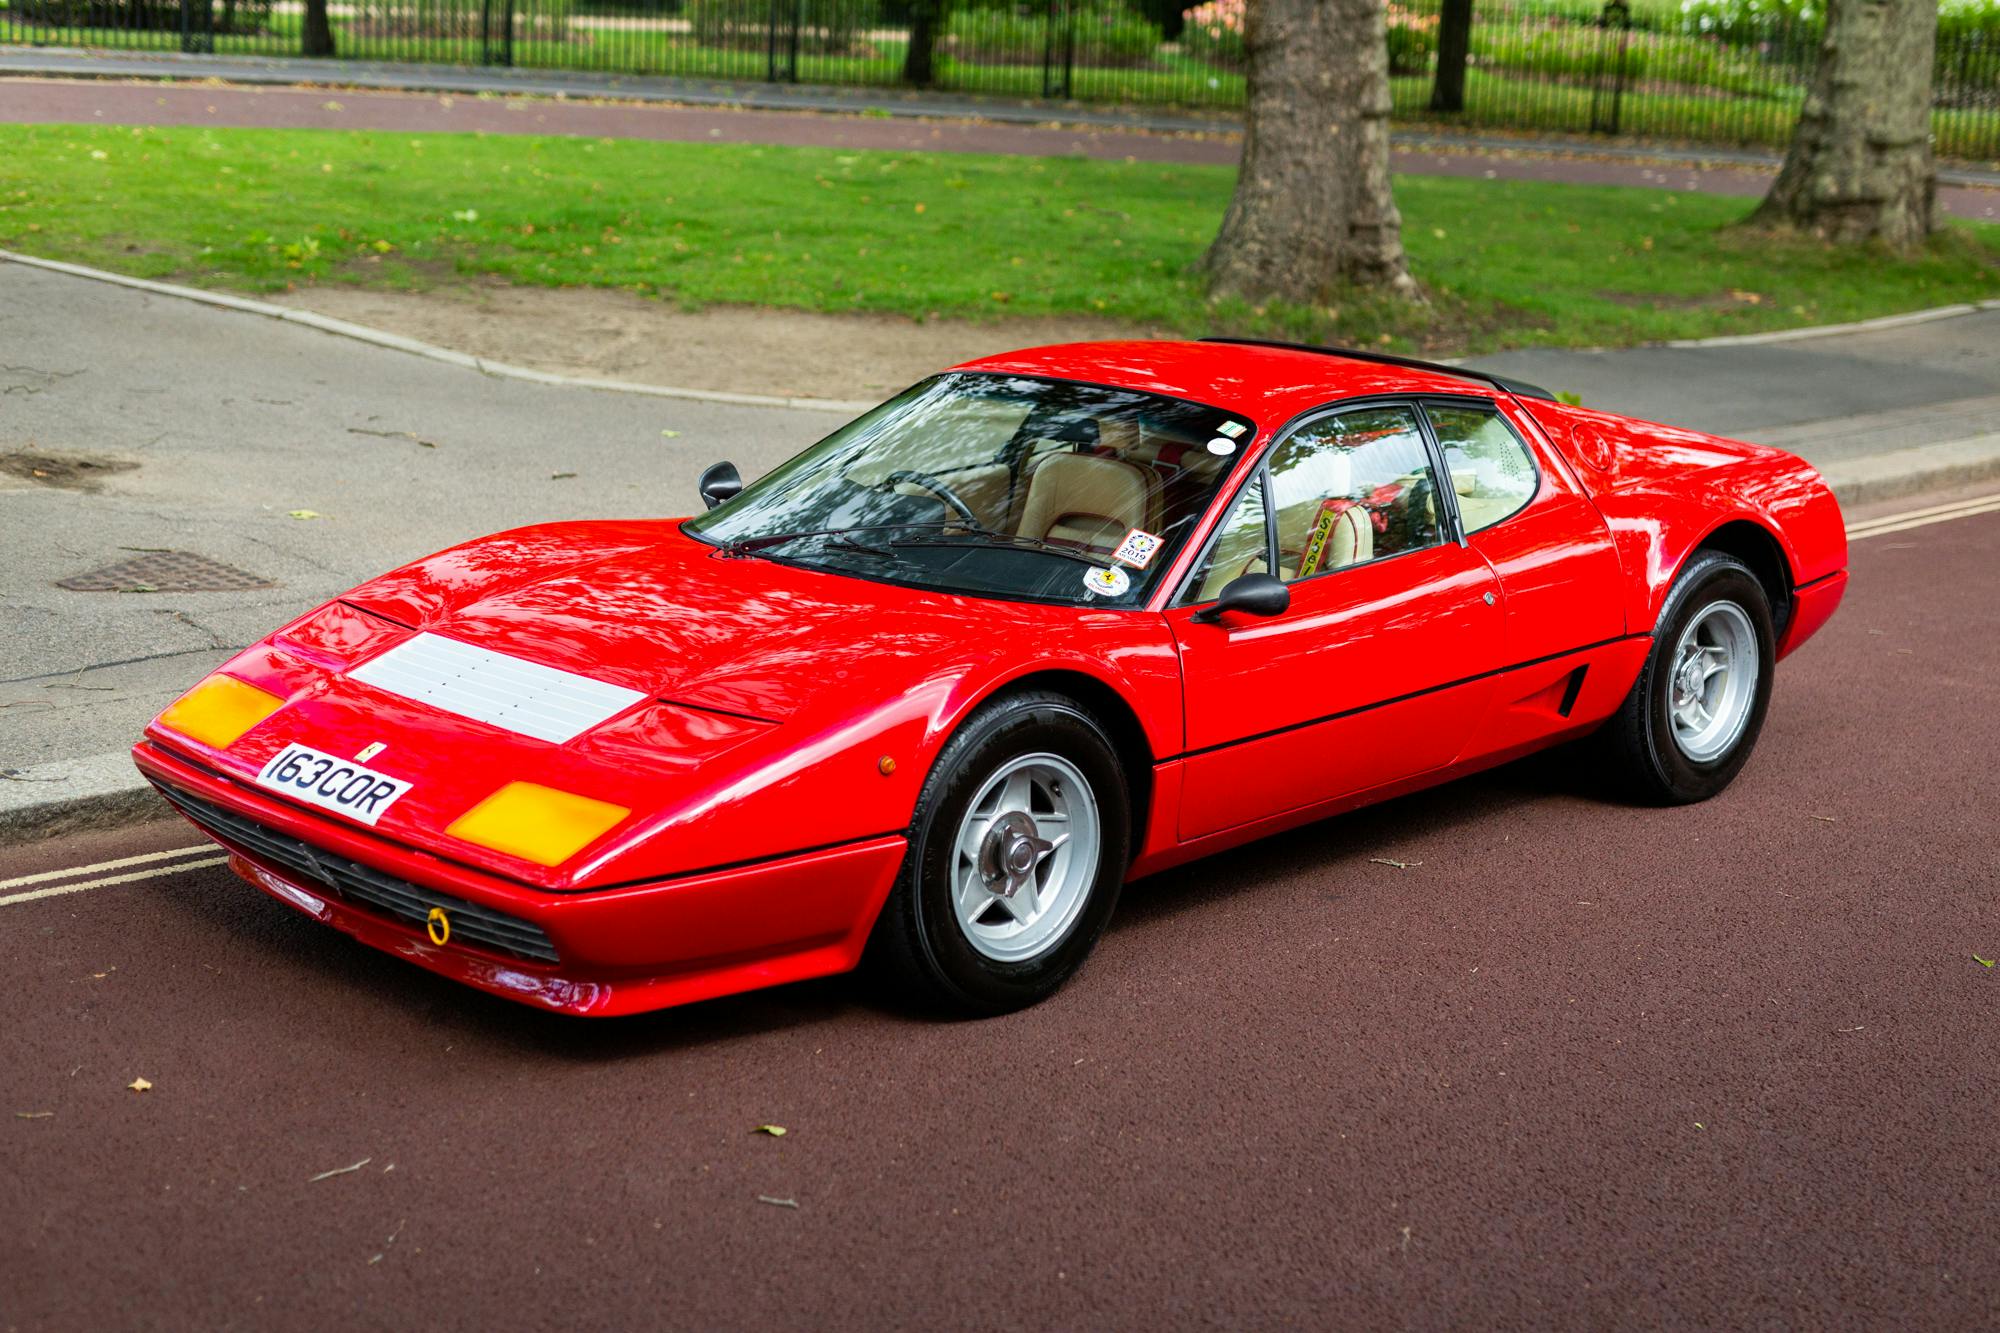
[1750,0,1936,250]
[1205,0,1415,302]
[302,0,336,55]
[1429,0,1472,112]
[903,0,941,86]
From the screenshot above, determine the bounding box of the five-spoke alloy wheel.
[869,691,1129,1015]
[1601,550,1777,804]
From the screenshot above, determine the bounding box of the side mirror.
[1190,573,1290,625]
[698,461,743,511]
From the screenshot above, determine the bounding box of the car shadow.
[1115,742,1620,929]
[146,742,1625,1060]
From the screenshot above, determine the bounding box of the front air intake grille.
[156,783,560,964]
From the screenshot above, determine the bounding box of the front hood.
[148,520,1170,889]
[342,519,916,721]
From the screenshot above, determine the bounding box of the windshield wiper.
[885,532,1113,570]
[717,520,960,558]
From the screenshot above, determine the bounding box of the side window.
[1190,477,1269,603]
[1266,405,1442,583]
[1424,403,1538,534]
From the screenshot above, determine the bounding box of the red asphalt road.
[4,502,1999,1330]
[4,76,1998,221]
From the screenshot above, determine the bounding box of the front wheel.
[1599,551,1776,805]
[867,690,1130,1016]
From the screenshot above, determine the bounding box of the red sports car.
[134,340,1847,1017]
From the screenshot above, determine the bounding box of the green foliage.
[341,0,572,39]
[12,0,273,32]
[1392,16,1440,75]
[945,2,1160,68]
[686,0,866,55]
[1,123,1995,356]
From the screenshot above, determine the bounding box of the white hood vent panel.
[348,632,646,745]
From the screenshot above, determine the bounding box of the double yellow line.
[1847,492,2000,542]
[0,845,225,907]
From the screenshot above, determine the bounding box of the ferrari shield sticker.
[1112,528,1163,570]
[1082,565,1132,598]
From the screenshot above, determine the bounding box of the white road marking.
[0,855,228,907]
[0,844,215,892]
[1847,493,2000,541]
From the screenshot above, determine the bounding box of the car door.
[1423,398,1627,663]
[1165,402,1505,842]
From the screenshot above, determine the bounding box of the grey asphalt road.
[2,257,1996,777]
[1467,310,2000,457]
[3,498,1998,1331]
[0,261,832,768]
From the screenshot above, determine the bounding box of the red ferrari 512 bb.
[134,339,1847,1016]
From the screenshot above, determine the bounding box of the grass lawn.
[1,121,1994,354]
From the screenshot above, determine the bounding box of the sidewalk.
[4,46,1999,218]
[4,255,1999,842]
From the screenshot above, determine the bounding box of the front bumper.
[132,741,907,1016]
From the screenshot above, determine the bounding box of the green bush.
[13,0,273,32]
[687,0,866,55]
[1387,12,1436,74]
[344,0,573,39]
[945,2,1159,68]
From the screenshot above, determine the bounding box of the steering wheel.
[882,469,985,530]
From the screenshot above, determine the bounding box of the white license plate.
[253,742,411,826]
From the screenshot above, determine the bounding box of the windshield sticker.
[1112,528,1163,570]
[1217,420,1248,439]
[1082,565,1132,598]
[1205,437,1237,457]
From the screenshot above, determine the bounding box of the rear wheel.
[1600,551,1775,804]
[868,690,1129,1016]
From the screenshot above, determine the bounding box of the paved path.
[3,257,1998,780]
[3,58,1998,219]
[4,496,1999,1329]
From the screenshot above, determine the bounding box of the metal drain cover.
[57,551,275,593]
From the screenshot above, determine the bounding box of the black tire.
[867,690,1130,1016]
[1599,550,1776,805]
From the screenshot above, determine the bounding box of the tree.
[302,0,336,56]
[1205,0,1416,302]
[904,0,945,86]
[1749,0,1937,251]
[1429,0,1473,112]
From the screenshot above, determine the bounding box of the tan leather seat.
[1018,452,1156,553]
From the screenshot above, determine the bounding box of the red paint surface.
[133,340,1847,1013]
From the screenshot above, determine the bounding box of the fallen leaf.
[660,430,682,438]
[309,1157,372,1182]
[1976,955,1995,968]
[1369,858,1421,870]
[752,1124,787,1137]
[15,1111,54,1119]
[549,471,578,480]
[128,1077,152,1093]
[287,509,323,520]
[756,1195,800,1209]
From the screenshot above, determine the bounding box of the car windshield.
[684,372,1254,608]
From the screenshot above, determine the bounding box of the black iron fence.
[4,0,1997,162]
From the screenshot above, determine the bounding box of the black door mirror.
[1190,572,1290,625]
[698,461,743,511]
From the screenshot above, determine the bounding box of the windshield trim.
[681,372,1257,612]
